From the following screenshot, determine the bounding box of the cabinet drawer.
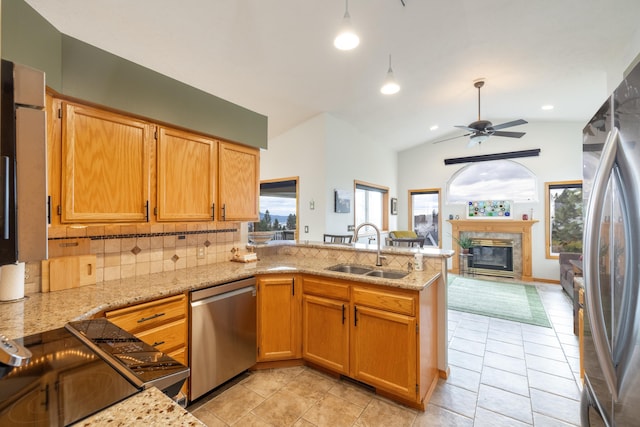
[303,276,350,300]
[136,318,187,354]
[352,286,416,316]
[106,294,186,333]
[167,347,186,365]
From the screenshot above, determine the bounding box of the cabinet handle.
[47,195,51,225]
[145,200,150,222]
[291,278,295,296]
[137,312,165,323]
[354,306,358,326]
[342,304,346,324]
[222,203,226,221]
[211,203,215,221]
[151,341,165,347]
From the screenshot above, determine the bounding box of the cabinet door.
[218,141,259,221]
[156,127,216,221]
[61,102,151,223]
[351,304,417,400]
[302,294,349,374]
[257,275,301,361]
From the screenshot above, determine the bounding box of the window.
[545,181,583,258]
[250,177,298,239]
[354,180,388,235]
[447,160,538,203]
[409,189,441,247]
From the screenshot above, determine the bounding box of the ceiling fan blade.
[492,130,526,138]
[454,125,477,132]
[491,119,527,131]
[432,133,471,144]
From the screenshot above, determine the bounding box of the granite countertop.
[2,250,446,340]
[72,387,205,427]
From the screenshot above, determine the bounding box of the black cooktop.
[0,319,189,426]
[0,326,139,426]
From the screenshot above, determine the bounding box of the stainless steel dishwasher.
[189,277,257,400]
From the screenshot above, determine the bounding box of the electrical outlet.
[197,247,205,259]
[347,225,355,231]
[304,226,309,233]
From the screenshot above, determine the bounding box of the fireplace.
[468,238,514,277]
[449,219,537,281]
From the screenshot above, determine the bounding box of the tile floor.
[188,278,582,426]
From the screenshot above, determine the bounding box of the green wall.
[1,0,267,149]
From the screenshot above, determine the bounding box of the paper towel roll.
[0,262,25,301]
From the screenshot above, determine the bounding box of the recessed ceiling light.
[541,105,554,110]
[430,125,439,131]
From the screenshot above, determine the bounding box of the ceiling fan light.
[469,134,490,146]
[334,1,359,50]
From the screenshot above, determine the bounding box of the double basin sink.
[326,264,409,280]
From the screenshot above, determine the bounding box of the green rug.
[448,276,551,328]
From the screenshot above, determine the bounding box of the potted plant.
[452,235,473,253]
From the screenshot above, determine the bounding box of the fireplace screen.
[469,238,514,275]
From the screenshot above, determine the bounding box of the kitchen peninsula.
[1,241,452,419]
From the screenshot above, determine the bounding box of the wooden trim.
[448,219,538,281]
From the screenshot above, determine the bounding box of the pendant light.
[380,54,400,95]
[334,0,359,51]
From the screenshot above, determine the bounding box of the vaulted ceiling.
[24,0,640,151]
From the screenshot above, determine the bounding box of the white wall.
[397,121,583,282]
[261,113,398,242]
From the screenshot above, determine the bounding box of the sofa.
[559,252,582,299]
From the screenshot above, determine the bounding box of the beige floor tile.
[328,381,374,408]
[302,394,364,427]
[281,369,337,402]
[232,411,276,426]
[190,406,228,427]
[355,398,417,427]
[204,384,265,425]
[251,389,315,426]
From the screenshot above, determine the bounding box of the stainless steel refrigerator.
[581,61,640,426]
[0,60,48,266]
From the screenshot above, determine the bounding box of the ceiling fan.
[434,80,527,147]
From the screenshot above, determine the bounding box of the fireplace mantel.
[448,219,538,281]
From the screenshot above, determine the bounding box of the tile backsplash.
[25,222,245,294]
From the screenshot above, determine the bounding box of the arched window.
[447,160,538,203]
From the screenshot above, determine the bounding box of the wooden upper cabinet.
[156,127,217,221]
[218,141,259,221]
[61,102,151,223]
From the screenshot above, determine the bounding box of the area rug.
[448,276,551,328]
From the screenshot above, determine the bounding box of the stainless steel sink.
[364,270,409,279]
[326,264,408,279]
[326,264,372,275]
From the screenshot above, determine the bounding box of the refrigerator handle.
[584,127,619,401]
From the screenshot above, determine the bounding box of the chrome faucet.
[354,222,386,267]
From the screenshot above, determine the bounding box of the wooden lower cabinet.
[302,294,350,374]
[104,294,189,397]
[299,275,439,410]
[256,274,301,361]
[351,304,417,400]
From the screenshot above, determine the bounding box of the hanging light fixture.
[334,0,359,51]
[380,54,400,95]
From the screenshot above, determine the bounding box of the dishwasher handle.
[191,277,256,302]
[190,285,256,308]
